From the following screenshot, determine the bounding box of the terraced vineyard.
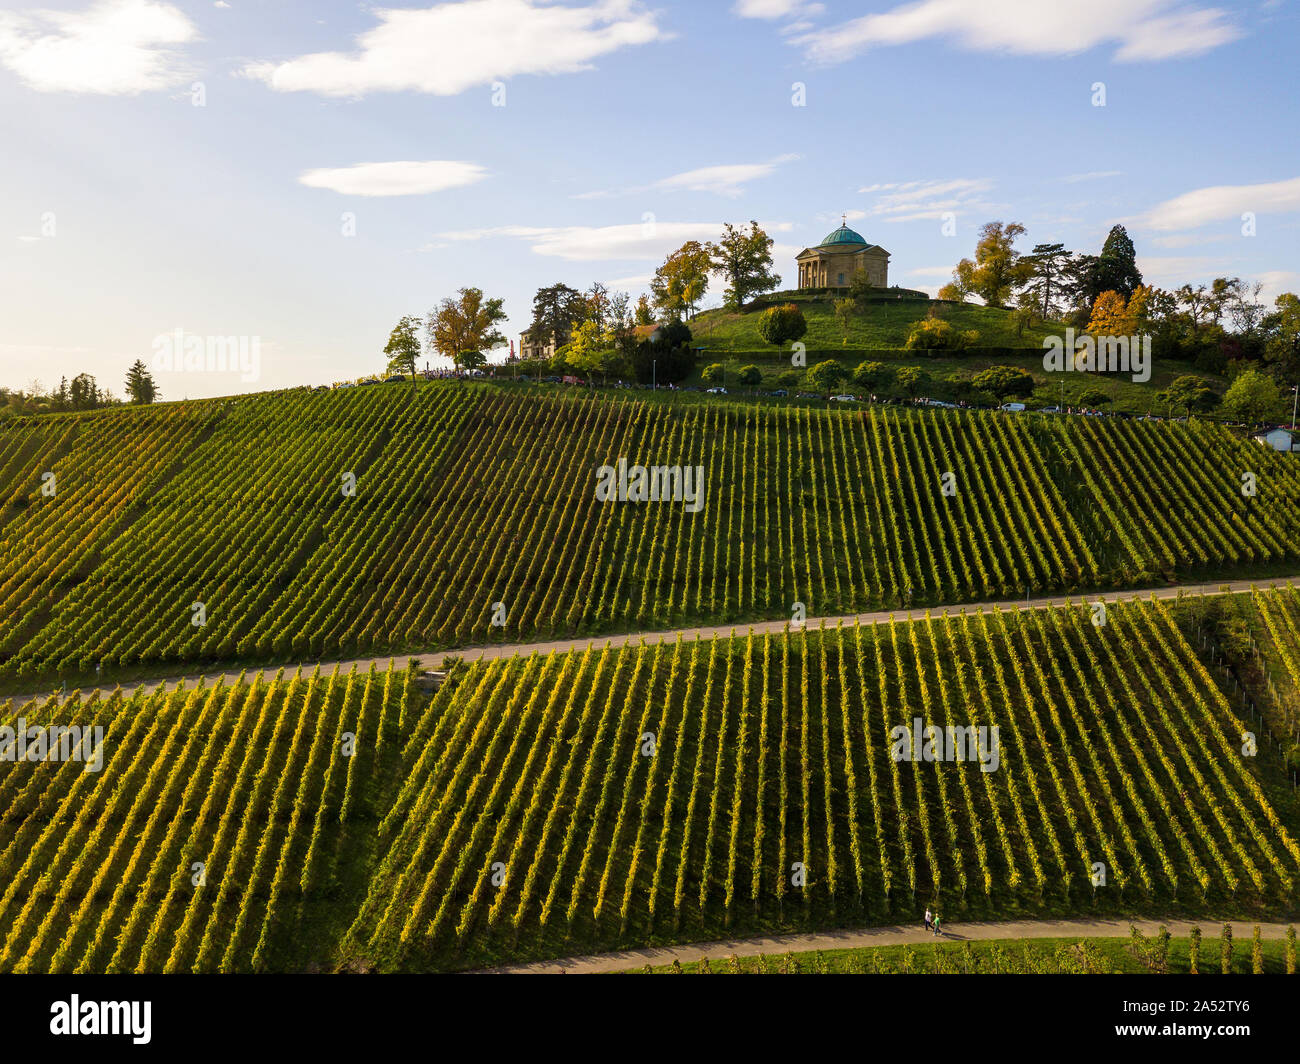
[4,595,1298,972]
[2,383,1300,687]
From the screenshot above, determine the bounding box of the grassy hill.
[676,295,1226,414]
[688,295,1062,352]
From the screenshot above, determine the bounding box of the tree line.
[1,360,158,417]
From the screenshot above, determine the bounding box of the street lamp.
[1292,384,1298,432]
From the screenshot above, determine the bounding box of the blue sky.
[2,0,1298,399]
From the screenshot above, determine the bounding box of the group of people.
[923,908,943,936]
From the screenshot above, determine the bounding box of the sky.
[1,0,1298,399]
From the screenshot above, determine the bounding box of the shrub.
[757,304,807,351]
[806,359,848,394]
[972,365,1036,399]
[737,365,763,387]
[906,317,980,351]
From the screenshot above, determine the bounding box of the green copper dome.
[819,223,869,248]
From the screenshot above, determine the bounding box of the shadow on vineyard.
[3,384,1300,696]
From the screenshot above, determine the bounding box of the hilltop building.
[796,220,890,290]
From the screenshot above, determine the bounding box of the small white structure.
[1253,427,1299,452]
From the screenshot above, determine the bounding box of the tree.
[1177,283,1213,335]
[383,315,423,377]
[806,359,848,395]
[428,287,508,370]
[895,366,927,397]
[853,361,893,391]
[124,359,158,404]
[951,222,1030,308]
[634,293,654,326]
[583,282,612,332]
[737,365,763,389]
[650,241,711,320]
[528,283,585,350]
[459,350,488,373]
[1086,287,1151,337]
[702,363,727,385]
[776,370,800,390]
[972,365,1035,399]
[757,303,807,352]
[848,270,875,304]
[833,298,855,343]
[937,259,976,303]
[1094,225,1143,304]
[707,222,780,309]
[1263,292,1300,381]
[1225,279,1266,336]
[67,373,102,411]
[1156,375,1220,417]
[628,322,695,386]
[1022,242,1071,318]
[1077,388,1111,409]
[1221,368,1284,424]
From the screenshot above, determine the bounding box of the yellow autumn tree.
[1087,286,1152,336]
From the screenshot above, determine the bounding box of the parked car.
[829,394,859,402]
[706,386,728,394]
[1000,402,1026,412]
[767,389,788,397]
[385,375,406,383]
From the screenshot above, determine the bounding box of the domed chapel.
[795,218,890,290]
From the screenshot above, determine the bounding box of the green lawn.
[688,296,1062,352]
[682,350,1226,416]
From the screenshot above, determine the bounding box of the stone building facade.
[796,222,890,290]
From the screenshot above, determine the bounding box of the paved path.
[475,919,1298,973]
[7,573,1297,706]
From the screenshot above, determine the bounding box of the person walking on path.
[933,913,942,937]
[924,908,933,933]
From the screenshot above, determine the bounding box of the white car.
[1000,402,1027,412]
[706,386,728,394]
[830,394,859,402]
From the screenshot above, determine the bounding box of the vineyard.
[3,595,1298,972]
[2,383,1300,687]
[0,663,420,973]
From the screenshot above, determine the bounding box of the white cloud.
[298,160,488,197]
[434,221,726,261]
[908,265,959,277]
[1140,175,1300,230]
[579,154,799,199]
[1135,254,1226,281]
[794,0,1241,65]
[858,177,995,222]
[0,0,196,94]
[245,0,664,97]
[1255,270,1300,306]
[655,155,799,196]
